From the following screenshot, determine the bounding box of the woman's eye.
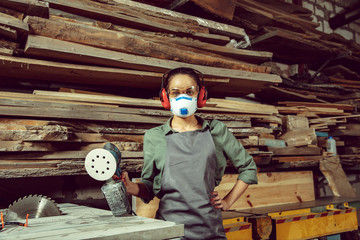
[170,91,180,97]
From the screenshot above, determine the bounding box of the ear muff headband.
[159,68,207,110]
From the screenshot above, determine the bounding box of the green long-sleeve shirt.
[141,116,258,203]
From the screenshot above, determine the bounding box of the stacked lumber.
[125,1,360,114]
[0,90,283,178]
[0,0,281,97]
[269,101,360,170]
[231,0,360,105]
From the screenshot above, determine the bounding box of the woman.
[121,67,258,239]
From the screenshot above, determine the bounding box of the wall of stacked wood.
[0,0,359,208]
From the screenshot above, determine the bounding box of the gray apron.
[155,129,226,240]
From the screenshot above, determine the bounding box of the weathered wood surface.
[23,32,268,73]
[0,203,184,239]
[133,171,315,218]
[251,27,345,63]
[45,0,229,44]
[0,0,49,18]
[0,12,28,32]
[190,0,237,20]
[268,146,322,156]
[88,0,247,39]
[0,55,280,97]
[278,128,317,147]
[0,25,17,40]
[320,156,357,197]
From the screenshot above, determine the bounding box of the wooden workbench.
[1,203,184,239]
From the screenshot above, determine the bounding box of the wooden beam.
[45,0,230,44]
[191,0,237,20]
[0,12,28,33]
[106,0,247,39]
[268,146,322,156]
[0,0,49,18]
[0,57,280,98]
[23,28,267,73]
[0,25,17,40]
[320,156,357,197]
[278,128,317,147]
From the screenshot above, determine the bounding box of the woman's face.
[167,74,199,99]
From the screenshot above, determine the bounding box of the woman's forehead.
[168,74,197,88]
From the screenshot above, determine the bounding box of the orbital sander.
[85,143,132,216]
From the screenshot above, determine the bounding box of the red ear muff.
[160,88,171,110]
[197,86,207,108]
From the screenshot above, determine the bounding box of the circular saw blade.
[5,195,62,221]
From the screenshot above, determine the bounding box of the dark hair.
[163,67,202,90]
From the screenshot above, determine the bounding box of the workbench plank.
[1,204,184,239]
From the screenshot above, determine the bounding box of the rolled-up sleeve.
[140,131,157,203]
[211,120,258,185]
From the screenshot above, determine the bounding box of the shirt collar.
[163,116,210,135]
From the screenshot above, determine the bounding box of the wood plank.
[0,160,61,169]
[190,0,236,20]
[276,106,349,116]
[272,156,323,162]
[108,0,247,39]
[133,171,315,218]
[0,95,255,122]
[251,28,341,63]
[268,146,322,156]
[208,98,278,115]
[0,12,28,33]
[0,204,183,239]
[0,47,13,56]
[0,5,24,20]
[278,101,354,111]
[278,128,317,147]
[0,105,167,125]
[284,115,309,131]
[0,55,281,97]
[0,141,55,151]
[24,13,266,73]
[237,0,319,29]
[0,0,49,18]
[46,0,229,44]
[320,156,357,197]
[106,24,272,64]
[24,31,266,73]
[0,25,17,40]
[0,151,143,160]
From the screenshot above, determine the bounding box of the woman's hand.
[118,171,139,196]
[210,191,231,211]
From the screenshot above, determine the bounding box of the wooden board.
[23,30,267,73]
[320,156,357,197]
[0,0,49,18]
[268,146,322,156]
[0,55,281,97]
[133,171,315,218]
[278,101,354,111]
[0,203,184,239]
[191,0,236,20]
[100,0,247,39]
[0,11,28,32]
[278,128,317,147]
[45,0,229,44]
[251,28,341,63]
